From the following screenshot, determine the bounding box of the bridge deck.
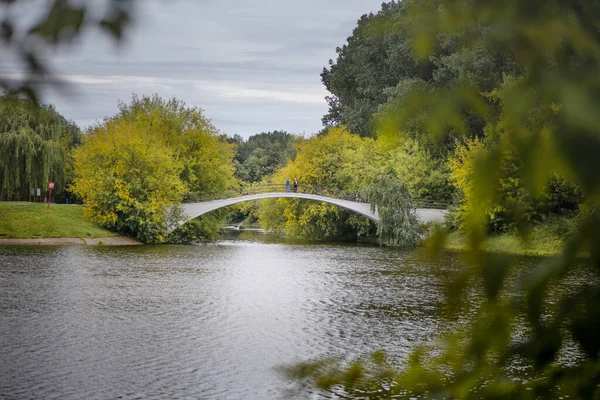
[177,191,447,227]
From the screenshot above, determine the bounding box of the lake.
[0,234,583,399]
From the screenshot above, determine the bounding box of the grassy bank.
[0,202,116,239]
[443,225,567,257]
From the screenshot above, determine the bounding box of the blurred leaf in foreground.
[287,0,600,397]
[0,0,135,101]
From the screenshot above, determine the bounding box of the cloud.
[196,83,325,104]
[56,74,324,104]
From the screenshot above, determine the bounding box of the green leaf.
[481,253,512,301]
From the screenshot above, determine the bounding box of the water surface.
[0,236,581,399]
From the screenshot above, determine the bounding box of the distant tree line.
[230,131,297,183]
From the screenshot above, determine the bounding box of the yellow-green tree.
[114,94,236,196]
[72,120,184,243]
[387,137,454,201]
[72,95,236,243]
[258,127,382,240]
[257,127,453,241]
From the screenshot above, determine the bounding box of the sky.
[28,0,385,138]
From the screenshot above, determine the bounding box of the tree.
[258,127,381,241]
[0,94,82,201]
[72,95,236,243]
[322,1,426,137]
[388,137,454,202]
[448,135,582,233]
[234,130,297,183]
[114,94,236,197]
[72,120,184,243]
[321,1,519,139]
[363,174,422,246]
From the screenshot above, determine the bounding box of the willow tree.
[363,174,421,247]
[0,95,81,201]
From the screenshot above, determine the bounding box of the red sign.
[48,182,55,189]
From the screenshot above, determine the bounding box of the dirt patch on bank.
[0,236,142,246]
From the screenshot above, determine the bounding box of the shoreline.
[0,236,141,246]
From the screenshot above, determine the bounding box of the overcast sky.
[30,0,384,138]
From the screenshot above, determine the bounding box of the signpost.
[48,182,54,208]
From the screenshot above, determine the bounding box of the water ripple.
[0,241,585,399]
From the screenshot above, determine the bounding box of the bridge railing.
[182,184,451,209]
[410,199,451,209]
[182,184,359,202]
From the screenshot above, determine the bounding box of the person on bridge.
[293,178,298,193]
[285,177,290,192]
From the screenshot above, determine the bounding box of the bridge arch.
[174,191,448,229]
[177,192,379,228]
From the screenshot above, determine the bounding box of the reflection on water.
[0,234,588,399]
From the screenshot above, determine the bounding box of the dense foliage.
[232,131,297,183]
[72,95,236,243]
[363,174,422,247]
[257,127,380,241]
[321,1,519,139]
[387,137,454,202]
[0,95,82,202]
[318,0,580,237]
[289,0,600,398]
[448,136,581,233]
[321,2,419,138]
[253,126,454,242]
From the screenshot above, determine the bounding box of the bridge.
[175,185,448,228]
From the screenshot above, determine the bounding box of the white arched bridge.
[175,184,448,228]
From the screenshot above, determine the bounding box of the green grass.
[444,225,567,257]
[0,202,117,239]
